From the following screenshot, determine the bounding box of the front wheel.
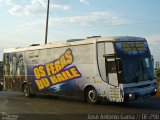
[23,84,31,97]
[0,82,3,91]
[86,88,98,104]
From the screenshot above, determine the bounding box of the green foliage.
[156,69,160,77]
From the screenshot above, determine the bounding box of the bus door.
[106,57,118,86]
[103,42,122,102]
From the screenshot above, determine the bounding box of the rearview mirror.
[103,54,115,58]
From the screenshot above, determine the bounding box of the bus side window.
[107,61,117,73]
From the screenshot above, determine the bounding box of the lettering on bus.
[121,42,147,52]
[33,48,81,91]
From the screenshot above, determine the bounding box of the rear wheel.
[23,84,31,97]
[86,88,98,104]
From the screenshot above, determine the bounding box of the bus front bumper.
[124,86,157,101]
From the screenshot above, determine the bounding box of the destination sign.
[121,42,147,52]
[115,41,151,58]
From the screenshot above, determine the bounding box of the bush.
[156,69,160,78]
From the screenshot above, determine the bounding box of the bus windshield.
[115,41,156,84]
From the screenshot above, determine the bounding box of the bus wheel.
[86,88,98,104]
[23,84,31,97]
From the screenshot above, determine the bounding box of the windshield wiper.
[132,73,139,83]
[141,60,152,81]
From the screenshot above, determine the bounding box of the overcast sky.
[0,0,160,61]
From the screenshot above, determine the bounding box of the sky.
[0,0,160,62]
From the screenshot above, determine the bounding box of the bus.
[3,36,157,103]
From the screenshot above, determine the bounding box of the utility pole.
[45,0,50,44]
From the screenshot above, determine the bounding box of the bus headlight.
[129,94,132,97]
[154,89,157,92]
[129,94,135,100]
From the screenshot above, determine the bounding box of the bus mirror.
[118,71,122,74]
[103,54,115,58]
[116,58,122,74]
[116,57,121,60]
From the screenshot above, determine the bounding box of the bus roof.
[3,36,146,53]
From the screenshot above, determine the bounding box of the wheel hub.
[88,90,96,101]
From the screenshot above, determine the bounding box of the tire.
[0,85,3,91]
[23,84,31,97]
[86,88,98,104]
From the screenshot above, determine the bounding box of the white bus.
[3,36,157,103]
